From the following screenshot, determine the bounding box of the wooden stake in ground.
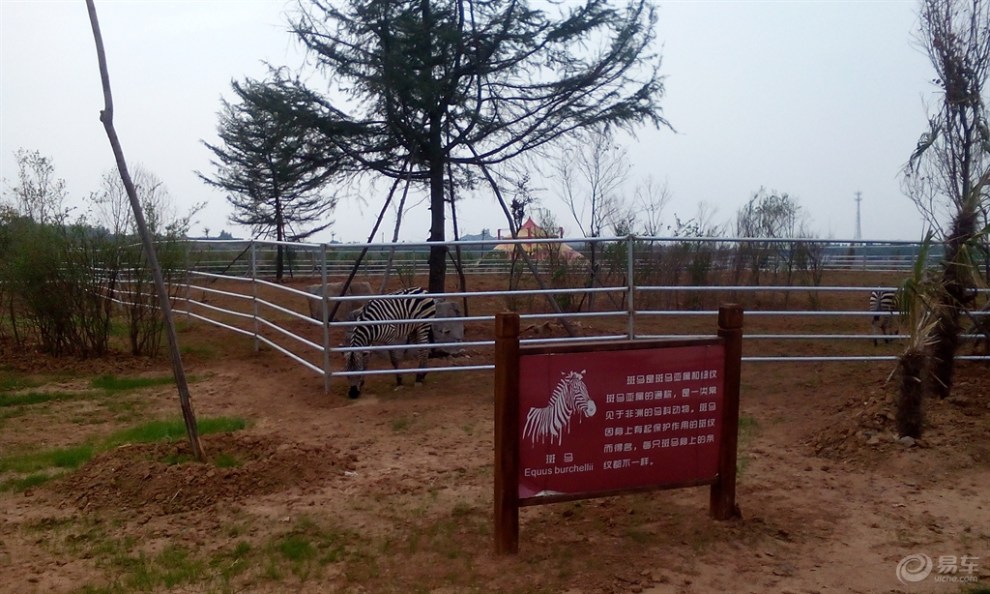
[85,0,205,462]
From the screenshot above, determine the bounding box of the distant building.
[491,217,585,262]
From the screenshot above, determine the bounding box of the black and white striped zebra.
[523,370,597,446]
[869,289,899,345]
[344,287,436,398]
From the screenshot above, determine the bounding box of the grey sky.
[1,0,936,243]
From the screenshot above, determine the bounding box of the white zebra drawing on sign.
[523,370,597,446]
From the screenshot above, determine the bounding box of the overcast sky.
[1,0,938,243]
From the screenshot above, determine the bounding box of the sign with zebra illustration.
[494,307,742,554]
[517,344,725,500]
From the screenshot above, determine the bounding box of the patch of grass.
[36,518,255,592]
[105,319,127,338]
[105,417,247,447]
[738,415,759,441]
[260,517,358,582]
[1,472,52,492]
[0,444,94,474]
[180,343,218,359]
[278,534,317,563]
[391,417,411,432]
[623,527,655,544]
[152,545,206,588]
[402,504,487,562]
[0,416,248,492]
[210,540,253,585]
[90,374,176,392]
[87,539,206,591]
[0,391,72,408]
[213,452,241,468]
[0,374,42,392]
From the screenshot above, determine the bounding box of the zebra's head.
[344,350,370,399]
[562,370,596,418]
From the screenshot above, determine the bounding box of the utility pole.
[854,191,863,241]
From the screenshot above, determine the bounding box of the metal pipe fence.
[129,236,990,393]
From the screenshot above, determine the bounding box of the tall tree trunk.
[446,161,470,315]
[897,349,927,438]
[427,148,447,294]
[275,198,285,282]
[931,208,977,398]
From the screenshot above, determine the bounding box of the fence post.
[494,312,520,555]
[250,241,259,353]
[710,303,743,520]
[627,234,636,340]
[321,243,331,395]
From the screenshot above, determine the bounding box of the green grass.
[0,391,74,408]
[89,374,176,392]
[0,416,248,492]
[213,452,241,468]
[4,473,52,492]
[0,374,42,392]
[267,517,354,579]
[738,415,759,442]
[210,540,254,586]
[0,444,95,474]
[75,540,205,592]
[105,417,246,447]
[0,372,194,415]
[179,344,218,360]
[33,519,291,594]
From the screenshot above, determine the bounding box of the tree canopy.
[905,0,990,400]
[244,0,669,291]
[199,79,338,281]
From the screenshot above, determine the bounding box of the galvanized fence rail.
[134,236,989,393]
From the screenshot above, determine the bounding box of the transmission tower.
[854,191,863,241]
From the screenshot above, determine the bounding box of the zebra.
[869,289,899,345]
[523,370,597,446]
[343,287,436,399]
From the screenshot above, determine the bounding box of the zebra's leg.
[414,343,428,386]
[883,312,901,344]
[389,350,404,389]
[872,315,881,347]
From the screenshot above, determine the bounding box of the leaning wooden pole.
[86,0,205,462]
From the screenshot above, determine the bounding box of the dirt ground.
[1,309,989,593]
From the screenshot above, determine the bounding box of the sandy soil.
[1,310,988,593]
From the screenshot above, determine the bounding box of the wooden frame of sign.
[494,304,743,555]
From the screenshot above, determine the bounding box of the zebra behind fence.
[869,289,898,345]
[343,287,436,399]
[523,370,597,446]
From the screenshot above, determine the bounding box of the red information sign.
[517,344,724,501]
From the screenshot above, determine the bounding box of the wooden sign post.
[494,304,743,554]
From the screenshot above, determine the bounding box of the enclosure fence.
[118,235,989,393]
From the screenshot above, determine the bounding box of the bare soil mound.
[51,433,355,514]
[810,362,990,468]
